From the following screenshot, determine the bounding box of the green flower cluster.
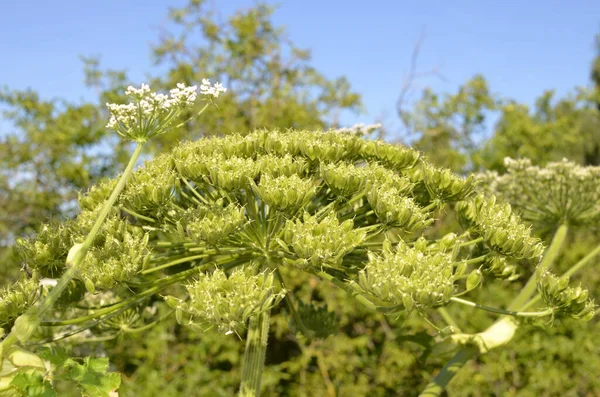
[457,194,544,260]
[76,214,150,293]
[0,276,39,329]
[165,268,285,335]
[357,241,456,311]
[6,129,571,340]
[182,203,246,245]
[282,213,366,268]
[253,174,316,213]
[537,271,595,321]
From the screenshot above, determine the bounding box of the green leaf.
[64,357,120,397]
[10,372,56,397]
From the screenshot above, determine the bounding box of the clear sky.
[1,0,599,134]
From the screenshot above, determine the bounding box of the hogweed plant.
[0,84,597,396]
[0,81,225,396]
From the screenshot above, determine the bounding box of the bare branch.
[396,29,446,140]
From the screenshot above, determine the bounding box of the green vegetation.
[1,1,599,396]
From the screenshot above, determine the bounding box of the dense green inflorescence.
[2,130,593,345]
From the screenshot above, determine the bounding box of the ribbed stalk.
[239,308,271,397]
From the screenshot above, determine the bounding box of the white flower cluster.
[476,157,600,229]
[200,79,227,98]
[331,122,383,136]
[105,81,224,142]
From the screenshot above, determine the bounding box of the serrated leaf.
[64,357,120,397]
[10,372,56,397]
[37,348,69,368]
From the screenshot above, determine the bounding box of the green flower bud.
[357,241,456,311]
[165,267,286,335]
[362,139,420,170]
[366,186,430,231]
[120,154,177,218]
[253,174,316,213]
[537,271,596,321]
[78,216,150,290]
[457,194,544,260]
[481,251,519,281]
[364,163,414,194]
[421,163,475,202]
[258,154,308,177]
[321,162,368,198]
[283,213,366,268]
[183,203,246,245]
[0,276,39,328]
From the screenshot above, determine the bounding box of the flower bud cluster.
[477,158,600,230]
[0,276,39,328]
[176,153,259,190]
[16,222,75,277]
[258,154,308,177]
[182,203,246,245]
[292,301,339,339]
[537,271,595,320]
[253,174,316,213]
[364,163,414,194]
[457,194,544,260]
[357,241,456,311]
[367,186,429,232]
[321,162,368,198]
[362,139,420,170]
[282,213,366,268]
[165,268,285,335]
[419,163,475,202]
[481,251,519,281]
[78,177,119,212]
[79,216,150,292]
[120,154,177,218]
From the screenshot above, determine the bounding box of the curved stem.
[2,143,145,350]
[561,239,600,280]
[450,297,552,318]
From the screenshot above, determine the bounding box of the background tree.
[0,0,361,279]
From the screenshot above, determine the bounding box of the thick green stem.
[418,346,479,397]
[2,143,145,350]
[239,308,271,397]
[508,222,568,311]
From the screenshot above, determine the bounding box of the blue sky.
[1,0,599,135]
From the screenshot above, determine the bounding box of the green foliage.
[0,347,120,397]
